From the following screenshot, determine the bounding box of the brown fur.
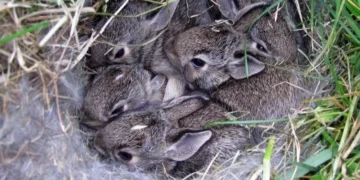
[81,64,165,130]
[89,0,216,101]
[93,97,262,178]
[165,0,319,120]
[210,0,317,120]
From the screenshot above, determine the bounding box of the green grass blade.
[310,0,315,32]
[205,118,288,128]
[279,148,336,180]
[345,0,360,16]
[320,0,360,45]
[292,162,320,172]
[332,96,359,179]
[321,130,336,146]
[341,4,360,41]
[0,21,51,46]
[263,136,276,180]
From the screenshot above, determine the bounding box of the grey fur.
[165,0,321,118]
[211,0,320,120]
[164,2,277,90]
[93,89,291,179]
[93,97,268,178]
[89,0,215,101]
[81,64,210,131]
[81,64,165,129]
[89,1,318,179]
[0,73,155,180]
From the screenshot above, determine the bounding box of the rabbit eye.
[115,48,125,58]
[191,58,206,68]
[256,43,267,53]
[111,105,124,116]
[118,151,133,162]
[234,51,244,59]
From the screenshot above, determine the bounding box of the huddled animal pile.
[79,0,320,178]
[81,0,319,179]
[0,0,327,179]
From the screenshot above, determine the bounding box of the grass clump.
[264,0,360,179]
[294,0,360,179]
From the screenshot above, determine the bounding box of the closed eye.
[110,104,128,117]
[111,106,124,115]
[256,43,267,53]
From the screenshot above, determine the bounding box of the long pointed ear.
[216,1,268,22]
[233,2,268,22]
[148,0,180,31]
[227,56,265,79]
[166,130,212,161]
[164,37,180,67]
[161,92,209,124]
[161,91,209,109]
[150,75,166,92]
[216,0,239,20]
[149,75,166,102]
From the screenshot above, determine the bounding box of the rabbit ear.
[149,75,166,102]
[161,91,209,109]
[216,0,239,21]
[164,37,180,67]
[150,75,166,92]
[166,130,212,161]
[227,56,265,79]
[148,0,180,31]
[161,92,209,124]
[233,2,268,23]
[217,1,268,22]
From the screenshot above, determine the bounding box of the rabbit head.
[88,0,180,67]
[93,94,260,178]
[230,0,301,65]
[209,1,307,121]
[93,110,212,175]
[165,2,272,90]
[81,64,166,129]
[165,0,300,90]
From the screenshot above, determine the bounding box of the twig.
[19,7,95,22]
[201,152,220,180]
[39,15,68,47]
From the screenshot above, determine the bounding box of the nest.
[1,0,349,179]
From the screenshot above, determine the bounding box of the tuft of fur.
[0,72,155,179]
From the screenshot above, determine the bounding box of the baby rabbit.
[165,0,318,120]
[82,64,209,130]
[211,1,318,120]
[81,64,166,129]
[93,97,264,178]
[164,1,272,90]
[88,0,180,67]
